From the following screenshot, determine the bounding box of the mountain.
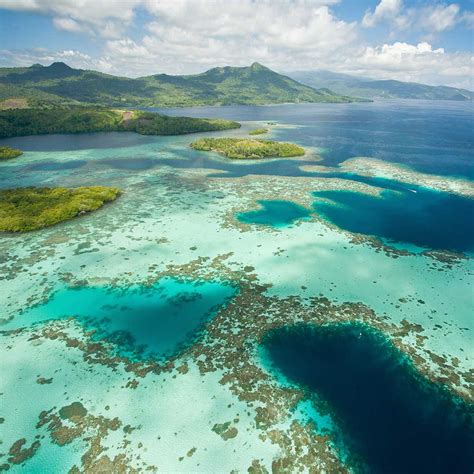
[0,62,356,108]
[287,70,473,101]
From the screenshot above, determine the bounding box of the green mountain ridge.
[0,62,356,108]
[287,70,473,101]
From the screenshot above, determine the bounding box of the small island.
[0,186,120,232]
[248,128,268,135]
[190,137,305,159]
[0,146,23,160]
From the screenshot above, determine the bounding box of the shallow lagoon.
[0,100,473,472]
[3,278,236,361]
[237,200,311,227]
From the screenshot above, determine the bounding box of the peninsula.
[0,108,240,139]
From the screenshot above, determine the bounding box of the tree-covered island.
[0,146,23,160]
[248,128,268,135]
[190,137,305,159]
[0,186,120,232]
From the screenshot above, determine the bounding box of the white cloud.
[0,0,472,88]
[52,17,84,33]
[339,41,473,89]
[0,48,94,69]
[362,1,463,35]
[420,4,460,33]
[96,0,357,76]
[0,0,141,38]
[362,0,402,27]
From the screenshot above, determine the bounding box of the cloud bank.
[0,0,472,88]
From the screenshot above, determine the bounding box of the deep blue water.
[312,187,474,253]
[154,100,474,179]
[0,131,157,151]
[237,200,311,227]
[262,323,474,474]
[3,278,236,361]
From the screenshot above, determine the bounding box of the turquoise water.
[237,200,311,227]
[312,187,474,253]
[262,323,474,474]
[1,100,473,472]
[153,101,474,179]
[3,278,236,361]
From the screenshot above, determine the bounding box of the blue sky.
[0,0,472,88]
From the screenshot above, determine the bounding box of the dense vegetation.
[0,186,120,232]
[0,62,356,108]
[0,107,240,138]
[190,137,305,159]
[0,146,22,160]
[248,128,268,135]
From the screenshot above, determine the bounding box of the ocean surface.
[1,100,473,472]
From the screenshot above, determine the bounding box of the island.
[0,108,241,139]
[0,146,23,160]
[248,128,268,135]
[0,186,120,232]
[190,137,305,159]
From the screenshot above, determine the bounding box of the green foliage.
[190,137,305,159]
[248,128,268,135]
[0,107,240,138]
[0,146,22,160]
[123,112,240,136]
[0,62,356,108]
[0,186,120,232]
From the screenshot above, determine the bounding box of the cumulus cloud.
[362,0,402,27]
[362,1,463,35]
[0,0,472,88]
[420,3,460,33]
[340,41,473,89]
[96,0,358,76]
[0,0,141,38]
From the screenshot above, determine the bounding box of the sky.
[0,0,472,88]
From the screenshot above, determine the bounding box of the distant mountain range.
[286,70,473,101]
[0,62,356,108]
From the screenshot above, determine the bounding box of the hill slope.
[287,70,473,101]
[0,62,355,108]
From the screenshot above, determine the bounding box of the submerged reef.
[237,199,312,227]
[248,128,269,135]
[301,158,474,199]
[0,186,120,232]
[190,137,305,159]
[2,254,471,472]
